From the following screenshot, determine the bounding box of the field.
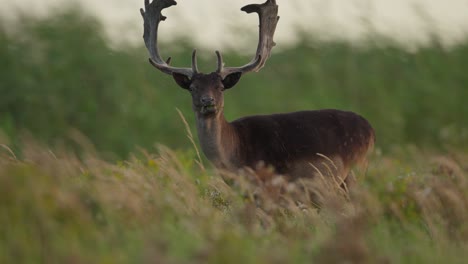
[1,8,468,263]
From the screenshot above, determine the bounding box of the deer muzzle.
[200,96,216,115]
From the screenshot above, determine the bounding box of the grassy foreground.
[1,142,467,263]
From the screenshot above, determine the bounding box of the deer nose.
[201,96,215,105]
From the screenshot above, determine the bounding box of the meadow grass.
[1,140,467,263]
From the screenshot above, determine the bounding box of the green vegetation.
[1,9,467,158]
[1,8,467,263]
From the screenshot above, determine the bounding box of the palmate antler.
[216,0,279,78]
[140,0,279,79]
[140,0,198,78]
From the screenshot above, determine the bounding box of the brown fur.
[172,73,377,185]
[191,82,375,183]
[228,109,375,182]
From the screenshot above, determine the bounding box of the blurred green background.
[1,8,467,159]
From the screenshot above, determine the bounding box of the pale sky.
[1,0,468,52]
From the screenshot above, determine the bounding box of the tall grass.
[0,141,467,263]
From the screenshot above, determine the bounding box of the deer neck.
[195,111,238,170]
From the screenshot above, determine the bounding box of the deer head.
[140,0,280,118]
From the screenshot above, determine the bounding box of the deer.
[140,0,375,188]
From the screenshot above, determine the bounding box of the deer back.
[231,109,375,177]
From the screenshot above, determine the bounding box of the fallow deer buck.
[140,0,375,187]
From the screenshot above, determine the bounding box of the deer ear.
[172,73,192,90]
[222,72,242,89]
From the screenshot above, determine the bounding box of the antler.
[217,0,279,78]
[140,0,198,78]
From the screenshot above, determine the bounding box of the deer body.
[197,107,374,180]
[141,0,375,183]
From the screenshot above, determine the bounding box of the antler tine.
[215,51,224,73]
[141,0,196,77]
[191,49,199,73]
[218,0,279,79]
